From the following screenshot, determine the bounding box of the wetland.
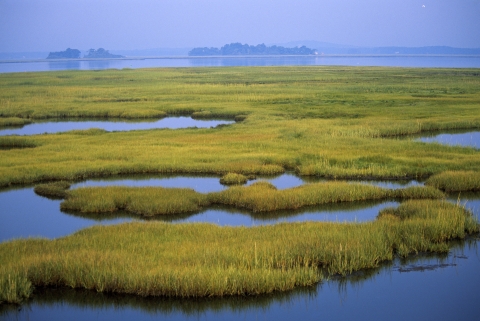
[1,66,480,316]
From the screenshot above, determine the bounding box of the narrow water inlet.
[0,116,235,135]
[415,130,480,149]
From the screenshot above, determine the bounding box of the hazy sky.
[1,0,479,52]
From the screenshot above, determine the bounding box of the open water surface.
[1,55,480,73]
[2,236,479,321]
[416,130,480,149]
[0,172,403,242]
[1,174,479,320]
[0,117,234,136]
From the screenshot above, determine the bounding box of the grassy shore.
[43,181,444,216]
[1,66,480,304]
[1,200,477,304]
[0,117,31,128]
[1,67,479,190]
[426,171,480,192]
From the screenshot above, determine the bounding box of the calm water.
[2,236,479,321]
[417,131,480,149]
[1,55,480,73]
[0,117,234,136]
[1,174,479,320]
[0,173,477,242]
[0,172,403,242]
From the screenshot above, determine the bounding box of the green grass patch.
[34,181,71,199]
[426,171,480,192]
[0,136,37,149]
[61,186,209,216]
[0,200,477,303]
[59,182,443,216]
[220,173,248,185]
[0,117,32,128]
[0,67,480,186]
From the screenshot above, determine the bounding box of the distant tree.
[46,48,81,59]
[84,48,124,59]
[189,43,317,56]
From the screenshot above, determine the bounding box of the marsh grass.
[0,67,479,188]
[209,182,443,212]
[59,182,443,216]
[0,137,37,149]
[61,186,209,216]
[34,181,71,199]
[220,173,248,185]
[426,171,480,192]
[0,200,477,303]
[0,272,32,304]
[0,117,31,128]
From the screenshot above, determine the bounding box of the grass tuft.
[34,181,71,199]
[220,173,248,185]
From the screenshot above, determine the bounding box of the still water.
[417,131,480,149]
[1,173,479,320]
[1,55,480,73]
[0,173,477,242]
[1,236,479,321]
[0,117,234,136]
[0,172,407,242]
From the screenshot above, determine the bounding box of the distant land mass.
[84,48,124,59]
[274,41,480,55]
[45,48,124,59]
[189,43,318,56]
[46,48,81,59]
[1,42,479,60]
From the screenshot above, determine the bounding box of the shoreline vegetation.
[32,181,445,217]
[1,66,480,304]
[0,67,479,191]
[1,200,478,303]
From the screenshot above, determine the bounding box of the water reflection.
[47,60,80,71]
[416,130,480,149]
[0,117,234,136]
[2,56,480,73]
[2,236,478,321]
[73,173,423,193]
[447,191,480,220]
[1,172,477,242]
[0,187,135,242]
[0,184,396,242]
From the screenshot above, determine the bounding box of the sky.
[1,0,479,52]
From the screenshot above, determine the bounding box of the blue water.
[0,117,234,136]
[0,177,399,242]
[1,55,480,73]
[0,173,477,242]
[1,174,479,320]
[417,131,480,149]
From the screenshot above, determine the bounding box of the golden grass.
[0,200,477,303]
[0,67,479,190]
[426,171,480,192]
[61,186,209,216]
[58,182,443,216]
[219,173,248,185]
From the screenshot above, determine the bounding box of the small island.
[189,42,318,56]
[46,48,81,59]
[84,48,124,59]
[46,48,124,59]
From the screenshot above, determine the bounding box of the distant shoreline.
[1,54,480,64]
